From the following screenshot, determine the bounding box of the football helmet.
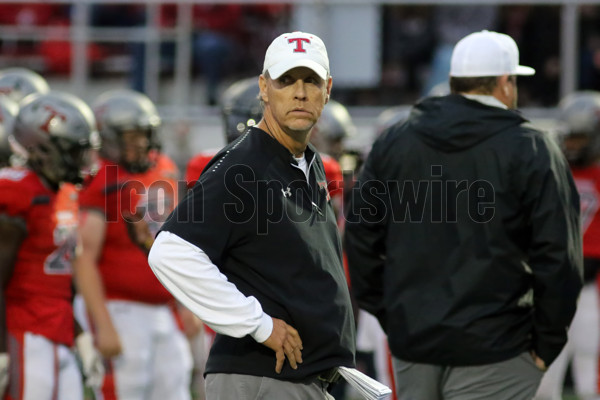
[92,89,161,173]
[221,77,262,144]
[315,100,356,142]
[9,91,100,189]
[557,91,600,167]
[0,67,50,103]
[0,96,19,167]
[311,100,356,160]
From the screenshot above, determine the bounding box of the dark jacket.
[161,127,356,380]
[345,94,583,366]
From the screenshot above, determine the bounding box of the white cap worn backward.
[263,31,329,80]
[450,30,535,78]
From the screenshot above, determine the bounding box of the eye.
[278,75,293,85]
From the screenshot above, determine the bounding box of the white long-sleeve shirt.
[148,231,273,343]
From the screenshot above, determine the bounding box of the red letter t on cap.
[288,38,310,53]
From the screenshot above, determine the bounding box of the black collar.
[249,127,317,167]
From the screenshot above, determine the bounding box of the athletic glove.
[75,332,105,389]
[0,353,9,397]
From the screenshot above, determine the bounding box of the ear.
[259,74,268,103]
[498,75,510,96]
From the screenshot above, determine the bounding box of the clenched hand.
[530,350,547,371]
[261,317,303,373]
[96,323,122,358]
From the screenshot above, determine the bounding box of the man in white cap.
[346,30,582,399]
[148,31,355,399]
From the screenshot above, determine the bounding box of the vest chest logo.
[282,187,292,198]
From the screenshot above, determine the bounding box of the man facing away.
[346,30,583,400]
[149,31,356,400]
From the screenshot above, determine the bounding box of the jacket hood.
[407,94,527,152]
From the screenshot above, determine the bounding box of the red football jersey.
[321,153,343,200]
[572,165,600,259]
[185,149,217,189]
[0,168,78,346]
[78,155,179,304]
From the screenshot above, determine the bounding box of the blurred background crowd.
[0,2,598,108]
[0,1,596,169]
[2,2,600,400]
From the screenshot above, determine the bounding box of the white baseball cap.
[263,31,329,80]
[450,30,535,78]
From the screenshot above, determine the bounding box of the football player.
[309,99,355,212]
[74,89,193,400]
[535,91,600,400]
[0,91,99,399]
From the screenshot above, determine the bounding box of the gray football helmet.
[10,91,100,188]
[0,96,19,167]
[558,91,600,167]
[0,67,50,103]
[92,89,161,173]
[221,77,262,144]
[311,100,356,160]
[315,100,356,142]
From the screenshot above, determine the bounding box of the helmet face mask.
[117,128,154,173]
[560,132,595,167]
[93,89,160,173]
[11,91,99,189]
[28,136,95,186]
[558,91,600,167]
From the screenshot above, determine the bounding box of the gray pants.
[205,373,335,400]
[392,352,544,400]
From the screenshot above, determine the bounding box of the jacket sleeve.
[344,138,390,330]
[148,231,273,342]
[521,132,583,366]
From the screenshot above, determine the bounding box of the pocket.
[251,375,267,400]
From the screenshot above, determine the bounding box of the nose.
[293,79,307,101]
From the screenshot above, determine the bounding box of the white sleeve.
[148,231,273,343]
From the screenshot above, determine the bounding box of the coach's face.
[260,67,332,138]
